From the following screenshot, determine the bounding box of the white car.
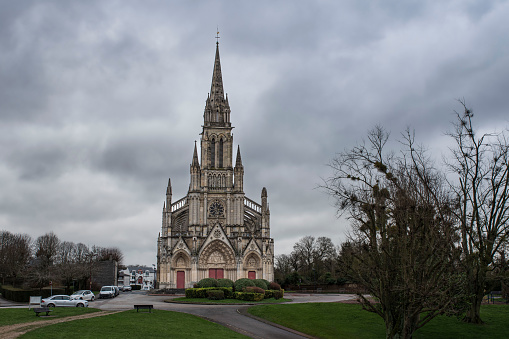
[122,285,132,291]
[99,286,115,298]
[70,290,95,301]
[41,295,88,307]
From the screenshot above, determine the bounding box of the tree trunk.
[463,289,484,324]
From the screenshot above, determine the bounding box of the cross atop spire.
[216,28,220,45]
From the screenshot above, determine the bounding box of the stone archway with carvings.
[172,251,191,268]
[243,252,262,269]
[199,240,235,269]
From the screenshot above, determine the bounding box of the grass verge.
[18,309,249,339]
[169,297,291,304]
[248,303,509,339]
[0,308,100,326]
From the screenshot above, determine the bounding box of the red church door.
[209,268,224,279]
[248,271,256,279]
[177,271,185,289]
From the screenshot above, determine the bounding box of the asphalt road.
[90,291,357,339]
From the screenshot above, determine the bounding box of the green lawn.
[19,309,249,339]
[248,303,509,339]
[170,297,291,304]
[0,307,100,326]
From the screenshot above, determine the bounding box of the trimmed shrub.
[244,286,265,294]
[207,289,225,300]
[185,287,233,299]
[273,289,284,299]
[131,285,141,290]
[269,282,281,290]
[197,278,218,288]
[217,278,234,288]
[262,279,271,289]
[253,279,268,290]
[234,278,256,291]
[234,292,264,302]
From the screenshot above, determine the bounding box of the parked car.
[99,286,115,298]
[70,290,95,301]
[122,285,132,291]
[41,295,88,307]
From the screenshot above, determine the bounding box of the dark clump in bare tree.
[324,126,467,339]
[446,101,509,324]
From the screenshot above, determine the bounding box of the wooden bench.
[33,307,52,317]
[133,304,154,313]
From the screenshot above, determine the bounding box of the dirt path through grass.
[0,310,123,339]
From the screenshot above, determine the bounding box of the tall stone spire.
[235,145,243,167]
[203,42,231,127]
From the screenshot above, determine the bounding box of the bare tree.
[324,126,466,339]
[0,231,32,286]
[446,101,509,323]
[34,232,60,267]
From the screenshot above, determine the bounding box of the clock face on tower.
[209,201,224,217]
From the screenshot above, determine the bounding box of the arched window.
[210,138,215,168]
[219,139,223,168]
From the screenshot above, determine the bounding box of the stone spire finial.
[235,145,243,167]
[192,141,200,167]
[166,178,172,195]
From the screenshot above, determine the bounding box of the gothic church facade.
[157,43,274,288]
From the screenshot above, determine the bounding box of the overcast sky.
[1,1,508,266]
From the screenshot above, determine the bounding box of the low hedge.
[206,289,225,300]
[185,287,233,299]
[131,285,141,290]
[264,289,285,299]
[0,285,66,302]
[234,291,264,302]
[244,286,265,294]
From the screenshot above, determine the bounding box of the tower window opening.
[219,139,223,168]
[211,138,216,168]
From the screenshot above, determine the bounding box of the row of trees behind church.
[0,231,123,293]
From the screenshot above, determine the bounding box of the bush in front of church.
[234,278,256,291]
[206,289,225,300]
[233,291,265,302]
[185,286,233,299]
[244,286,265,294]
[264,289,285,299]
[269,282,281,290]
[197,278,218,288]
[253,279,268,290]
[217,278,234,288]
